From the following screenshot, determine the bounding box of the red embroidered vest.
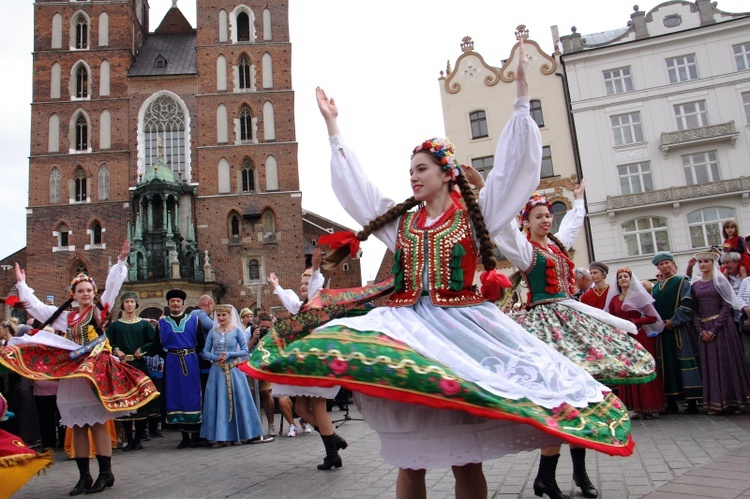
[386,204,485,308]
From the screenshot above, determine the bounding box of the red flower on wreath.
[329,358,349,375]
[438,378,461,396]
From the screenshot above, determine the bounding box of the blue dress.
[159,314,202,425]
[199,327,263,442]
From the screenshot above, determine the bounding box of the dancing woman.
[269,247,348,470]
[0,241,159,495]
[246,42,635,499]
[604,269,666,418]
[492,190,656,499]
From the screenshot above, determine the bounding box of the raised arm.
[317,87,399,250]
[553,180,586,250]
[14,262,67,330]
[100,240,130,310]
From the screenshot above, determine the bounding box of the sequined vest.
[386,204,484,308]
[66,306,102,345]
[520,243,575,307]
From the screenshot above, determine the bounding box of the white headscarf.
[690,254,746,314]
[211,304,242,332]
[604,268,664,337]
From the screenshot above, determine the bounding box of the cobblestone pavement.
[12,407,750,498]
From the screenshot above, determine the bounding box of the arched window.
[76,64,88,98]
[218,10,228,42]
[237,12,250,42]
[143,94,187,174]
[75,13,88,49]
[99,60,110,96]
[240,106,252,142]
[98,12,109,47]
[48,114,60,153]
[229,213,241,239]
[99,109,111,149]
[239,55,251,90]
[550,201,568,235]
[265,155,278,191]
[50,62,61,99]
[261,53,273,88]
[263,101,275,141]
[241,158,254,192]
[218,158,231,193]
[262,210,276,243]
[51,13,62,49]
[216,103,228,143]
[621,217,670,257]
[50,167,61,203]
[98,164,109,200]
[91,221,102,245]
[74,262,87,275]
[75,114,88,150]
[216,55,227,91]
[687,207,736,248]
[75,168,87,202]
[263,9,272,40]
[248,258,260,281]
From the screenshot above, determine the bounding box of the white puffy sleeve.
[553,199,586,250]
[308,269,325,299]
[15,280,69,332]
[494,221,534,271]
[329,135,399,251]
[274,286,303,315]
[100,259,128,312]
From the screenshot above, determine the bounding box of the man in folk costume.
[158,289,203,448]
[105,291,159,451]
[651,251,702,414]
[580,261,610,309]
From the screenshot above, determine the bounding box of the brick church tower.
[16,0,361,317]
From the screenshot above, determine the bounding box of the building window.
[75,14,88,49]
[238,55,251,89]
[674,100,708,130]
[610,112,643,146]
[541,146,554,178]
[682,150,720,185]
[248,258,260,281]
[733,42,750,71]
[530,100,544,127]
[75,115,88,150]
[76,65,88,98]
[91,222,102,245]
[550,201,568,235]
[98,164,109,200]
[56,223,71,249]
[469,111,488,139]
[622,217,670,257]
[240,106,252,141]
[262,211,276,243]
[470,156,493,180]
[75,168,87,202]
[143,94,187,174]
[742,92,750,124]
[617,161,653,195]
[687,207,736,248]
[50,167,61,204]
[229,213,241,239]
[74,263,87,276]
[666,54,698,83]
[242,158,254,192]
[237,12,250,42]
[603,67,633,95]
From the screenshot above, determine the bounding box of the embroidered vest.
[386,205,484,308]
[66,305,105,346]
[521,243,575,306]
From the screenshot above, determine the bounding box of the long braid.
[322,197,420,269]
[36,298,75,332]
[455,174,496,271]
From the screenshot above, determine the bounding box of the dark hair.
[258,313,273,323]
[323,164,496,271]
[722,220,738,240]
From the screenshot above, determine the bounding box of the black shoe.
[317,454,343,470]
[533,454,569,499]
[85,472,114,494]
[149,429,164,438]
[69,476,93,496]
[121,445,131,452]
[685,400,699,414]
[318,434,342,470]
[333,433,348,451]
[177,439,191,449]
[571,448,598,498]
[132,442,143,451]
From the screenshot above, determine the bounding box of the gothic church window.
[143,94,187,174]
[241,158,254,192]
[50,167,61,203]
[75,13,88,49]
[75,114,88,151]
[239,55,251,90]
[237,12,250,42]
[240,106,252,142]
[75,168,87,202]
[76,64,88,98]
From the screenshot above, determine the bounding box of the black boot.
[333,433,348,450]
[132,421,146,450]
[122,423,134,452]
[69,458,93,496]
[85,455,114,494]
[317,434,342,470]
[571,448,598,498]
[533,454,569,499]
[177,431,191,449]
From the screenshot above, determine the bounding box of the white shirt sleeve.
[494,221,534,271]
[15,280,69,332]
[329,135,399,251]
[274,286,303,315]
[478,97,543,238]
[100,259,128,311]
[308,269,325,299]
[553,199,586,250]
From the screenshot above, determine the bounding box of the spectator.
[580,261,609,309]
[573,267,592,301]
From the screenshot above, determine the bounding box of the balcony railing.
[659,121,738,156]
[606,176,750,211]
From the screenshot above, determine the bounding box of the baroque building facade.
[558,0,750,278]
[3,0,360,320]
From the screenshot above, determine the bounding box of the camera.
[258,326,270,338]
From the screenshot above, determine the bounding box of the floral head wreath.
[412,138,462,179]
[519,192,552,224]
[69,273,98,297]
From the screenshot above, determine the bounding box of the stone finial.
[156,137,163,158]
[633,4,639,12]
[515,24,529,40]
[446,60,452,75]
[571,26,577,33]
[460,36,474,53]
[204,249,210,266]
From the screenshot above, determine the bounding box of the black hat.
[166,289,187,302]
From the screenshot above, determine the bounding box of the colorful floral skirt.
[243,297,635,463]
[0,332,159,417]
[512,302,656,385]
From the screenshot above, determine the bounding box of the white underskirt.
[272,383,340,399]
[57,378,133,427]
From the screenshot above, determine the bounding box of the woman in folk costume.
[604,269,667,419]
[247,42,635,499]
[0,241,159,496]
[492,189,655,499]
[268,247,348,470]
[200,304,265,446]
[690,251,750,414]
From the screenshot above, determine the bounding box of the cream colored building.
[559,0,750,278]
[439,28,592,278]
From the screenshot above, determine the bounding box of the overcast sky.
[0,0,747,283]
